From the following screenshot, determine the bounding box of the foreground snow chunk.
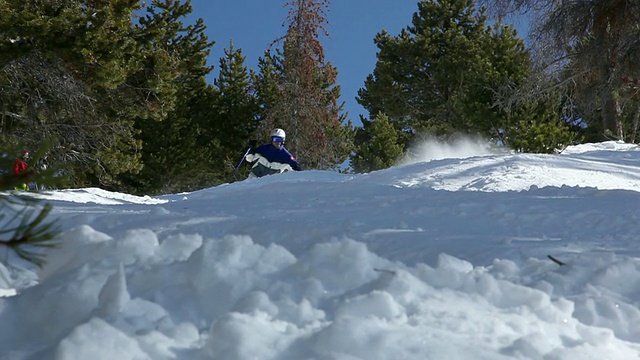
[2,223,639,359]
[55,318,148,360]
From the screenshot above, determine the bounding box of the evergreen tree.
[252,50,283,127]
[0,0,148,187]
[502,88,580,153]
[261,0,353,170]
[214,41,260,182]
[118,0,219,194]
[0,0,204,189]
[356,0,534,149]
[351,112,404,173]
[482,0,640,142]
[506,117,578,153]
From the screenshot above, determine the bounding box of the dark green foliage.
[122,83,222,194]
[252,51,283,125]
[213,42,261,183]
[500,85,582,153]
[351,112,404,172]
[0,0,224,192]
[483,0,640,142]
[0,0,159,188]
[0,0,270,193]
[0,140,70,191]
[505,118,579,153]
[215,42,259,144]
[356,0,535,152]
[117,0,222,194]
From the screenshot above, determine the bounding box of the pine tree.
[481,0,640,142]
[261,0,352,170]
[501,85,581,153]
[351,112,404,173]
[252,50,283,127]
[356,0,534,149]
[214,41,260,181]
[118,0,219,194]
[0,0,147,187]
[0,0,207,189]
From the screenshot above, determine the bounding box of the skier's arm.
[291,161,302,171]
[246,143,266,162]
[281,148,301,171]
[248,140,257,152]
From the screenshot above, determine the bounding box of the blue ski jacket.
[246,143,302,177]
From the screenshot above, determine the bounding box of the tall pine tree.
[252,50,283,129]
[119,0,218,194]
[213,41,260,181]
[260,0,352,170]
[0,0,151,187]
[356,0,535,150]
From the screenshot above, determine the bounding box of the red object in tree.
[13,158,27,175]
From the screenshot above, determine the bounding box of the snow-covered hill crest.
[2,141,640,359]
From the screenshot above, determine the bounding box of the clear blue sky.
[188,0,420,124]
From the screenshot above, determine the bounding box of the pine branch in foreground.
[0,201,60,268]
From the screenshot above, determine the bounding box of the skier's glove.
[249,139,257,149]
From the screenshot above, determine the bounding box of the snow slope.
[1,140,640,360]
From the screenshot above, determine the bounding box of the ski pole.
[233,147,253,179]
[235,147,252,170]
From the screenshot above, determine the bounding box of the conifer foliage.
[0,0,147,187]
[357,0,534,148]
[481,0,640,143]
[0,0,225,194]
[351,112,404,173]
[0,143,67,269]
[119,0,219,194]
[214,42,260,181]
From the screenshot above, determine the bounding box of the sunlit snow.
[2,140,640,360]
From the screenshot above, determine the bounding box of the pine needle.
[0,203,60,268]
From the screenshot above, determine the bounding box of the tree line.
[3,0,639,188]
[0,0,351,196]
[0,0,350,266]
[354,0,640,171]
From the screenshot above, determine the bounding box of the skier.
[245,128,302,178]
[12,150,30,190]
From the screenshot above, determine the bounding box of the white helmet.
[271,128,286,141]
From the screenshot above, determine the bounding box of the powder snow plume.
[400,136,504,165]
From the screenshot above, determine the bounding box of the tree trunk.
[602,89,623,140]
[631,104,640,143]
